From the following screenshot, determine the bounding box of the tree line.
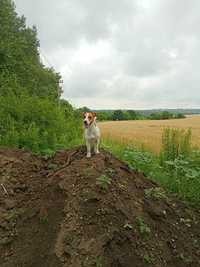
[79,107,185,121]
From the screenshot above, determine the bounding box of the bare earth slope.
[0,147,200,267]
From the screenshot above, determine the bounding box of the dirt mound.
[0,147,200,267]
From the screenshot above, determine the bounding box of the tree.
[0,0,82,153]
[0,0,61,99]
[112,110,124,121]
[127,110,137,120]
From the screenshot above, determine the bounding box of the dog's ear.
[82,112,86,118]
[92,112,96,118]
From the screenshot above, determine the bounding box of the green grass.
[102,129,200,205]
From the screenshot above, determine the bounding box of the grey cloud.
[14,0,200,109]
[14,0,136,51]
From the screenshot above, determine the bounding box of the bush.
[0,94,82,154]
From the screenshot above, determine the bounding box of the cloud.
[14,0,200,109]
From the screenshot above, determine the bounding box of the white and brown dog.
[83,112,100,158]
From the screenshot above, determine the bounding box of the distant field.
[99,115,200,153]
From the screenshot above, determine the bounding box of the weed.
[47,163,58,170]
[105,168,115,177]
[177,253,193,264]
[144,187,167,200]
[143,254,155,264]
[160,128,192,163]
[95,256,103,267]
[136,217,151,238]
[40,217,49,224]
[96,174,111,191]
[102,132,200,205]
[84,167,94,177]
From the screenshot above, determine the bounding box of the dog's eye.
[88,116,92,119]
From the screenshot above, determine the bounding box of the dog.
[83,112,100,158]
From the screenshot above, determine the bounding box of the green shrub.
[0,94,82,154]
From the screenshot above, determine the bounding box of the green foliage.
[160,128,192,163]
[177,253,193,264]
[80,107,185,122]
[0,94,82,153]
[96,174,111,191]
[0,0,61,99]
[149,111,185,120]
[144,187,167,200]
[143,254,155,264]
[102,133,200,204]
[0,1,82,154]
[101,109,143,121]
[136,217,151,238]
[113,110,124,121]
[95,256,103,267]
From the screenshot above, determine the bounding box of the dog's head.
[83,112,96,128]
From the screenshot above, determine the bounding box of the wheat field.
[99,115,200,153]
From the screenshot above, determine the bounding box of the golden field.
[99,115,200,153]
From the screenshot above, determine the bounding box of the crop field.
[99,115,200,153]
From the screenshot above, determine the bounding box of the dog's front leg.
[94,138,100,154]
[86,139,91,158]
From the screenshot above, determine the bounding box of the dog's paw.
[86,153,91,158]
[95,150,100,154]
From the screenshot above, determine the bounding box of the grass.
[101,128,200,205]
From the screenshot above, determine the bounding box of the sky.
[14,0,200,110]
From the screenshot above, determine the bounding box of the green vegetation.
[143,254,155,264]
[144,187,167,200]
[95,256,103,267]
[79,107,186,121]
[136,217,151,238]
[160,128,192,162]
[0,0,82,154]
[149,111,185,120]
[96,174,112,191]
[102,128,200,204]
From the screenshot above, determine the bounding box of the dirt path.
[0,147,200,266]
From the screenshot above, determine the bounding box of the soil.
[0,146,200,267]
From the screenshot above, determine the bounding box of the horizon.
[78,107,200,111]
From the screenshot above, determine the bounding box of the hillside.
[0,147,200,267]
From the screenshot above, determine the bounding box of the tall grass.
[102,128,200,205]
[160,128,192,163]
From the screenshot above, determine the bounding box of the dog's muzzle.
[84,120,89,128]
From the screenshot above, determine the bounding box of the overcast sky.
[14,0,200,109]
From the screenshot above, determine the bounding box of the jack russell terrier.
[83,112,100,158]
